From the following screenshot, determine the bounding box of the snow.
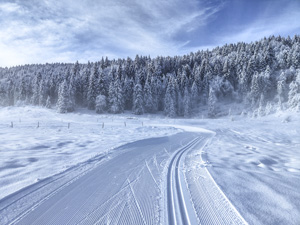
[0,106,181,200]
[176,112,300,225]
[0,106,299,224]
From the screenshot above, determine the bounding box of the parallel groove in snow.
[166,137,200,225]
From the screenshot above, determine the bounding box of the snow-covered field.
[175,114,300,225]
[0,106,180,199]
[0,106,299,224]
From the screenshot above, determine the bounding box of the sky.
[0,0,299,67]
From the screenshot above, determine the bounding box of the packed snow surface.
[0,106,299,225]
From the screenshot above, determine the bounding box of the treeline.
[0,35,299,117]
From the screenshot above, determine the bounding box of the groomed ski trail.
[167,137,200,225]
[0,131,248,225]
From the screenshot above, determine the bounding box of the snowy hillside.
[0,35,300,118]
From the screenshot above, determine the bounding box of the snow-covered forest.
[0,35,299,117]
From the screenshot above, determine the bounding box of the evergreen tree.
[288,70,300,111]
[183,86,191,117]
[38,79,47,106]
[208,87,217,118]
[109,78,124,114]
[31,72,42,105]
[87,64,100,110]
[57,80,69,113]
[191,81,198,107]
[95,95,107,114]
[257,94,265,117]
[133,83,144,115]
[143,79,153,113]
[250,72,260,107]
[150,75,159,112]
[164,77,176,117]
[46,96,51,109]
[81,63,91,106]
[123,76,134,110]
[0,34,299,117]
[71,61,81,105]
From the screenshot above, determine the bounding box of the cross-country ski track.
[0,130,247,225]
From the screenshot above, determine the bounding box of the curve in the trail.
[0,129,248,225]
[0,132,197,225]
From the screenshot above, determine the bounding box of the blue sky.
[0,0,299,67]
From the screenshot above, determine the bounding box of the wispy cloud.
[213,0,300,46]
[0,0,220,67]
[0,0,299,67]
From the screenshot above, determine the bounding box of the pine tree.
[123,76,134,110]
[183,86,191,117]
[46,96,51,108]
[19,75,27,102]
[0,34,299,116]
[71,61,81,105]
[57,80,69,113]
[288,70,300,111]
[95,95,107,114]
[31,72,42,105]
[133,83,144,115]
[250,72,260,107]
[109,78,124,114]
[292,44,300,69]
[261,65,272,99]
[191,81,198,107]
[208,87,217,118]
[150,75,159,112]
[87,64,100,110]
[164,77,176,117]
[277,74,287,109]
[98,70,106,96]
[38,79,46,106]
[143,79,153,113]
[81,63,91,106]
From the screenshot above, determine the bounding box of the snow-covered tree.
[133,83,144,115]
[183,86,191,117]
[31,72,42,105]
[257,94,265,117]
[109,78,124,114]
[87,64,100,110]
[164,77,177,117]
[191,81,198,107]
[57,80,69,113]
[288,70,300,111]
[143,79,153,113]
[95,95,107,114]
[0,34,299,117]
[123,76,134,110]
[38,79,47,106]
[207,87,217,118]
[250,72,260,107]
[46,96,51,109]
